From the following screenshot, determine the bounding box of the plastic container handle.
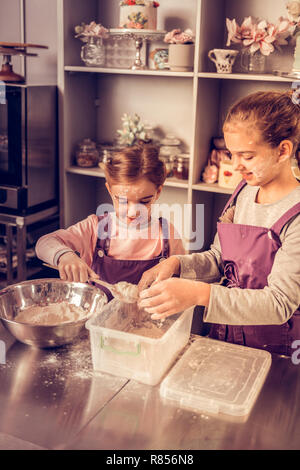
[100,336,141,356]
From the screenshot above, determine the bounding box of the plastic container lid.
[160,337,272,417]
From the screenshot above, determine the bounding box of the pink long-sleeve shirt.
[35,212,185,267]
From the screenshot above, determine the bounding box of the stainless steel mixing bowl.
[0,279,107,348]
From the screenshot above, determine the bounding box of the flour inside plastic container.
[99,301,175,338]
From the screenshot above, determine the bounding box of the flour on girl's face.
[249,159,272,182]
[224,128,280,185]
[108,178,161,226]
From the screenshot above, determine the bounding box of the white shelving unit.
[57,0,296,251]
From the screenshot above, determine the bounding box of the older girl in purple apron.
[209,179,300,356]
[139,91,300,356]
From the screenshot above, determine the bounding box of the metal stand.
[109,29,166,70]
[0,206,58,286]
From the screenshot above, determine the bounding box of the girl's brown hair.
[223,90,300,169]
[101,142,166,187]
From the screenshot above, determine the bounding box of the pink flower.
[164,28,194,44]
[75,21,109,39]
[240,16,254,41]
[226,18,242,45]
[226,16,291,57]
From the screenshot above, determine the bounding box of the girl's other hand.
[139,278,211,320]
[57,252,99,283]
[139,278,206,319]
[138,256,181,292]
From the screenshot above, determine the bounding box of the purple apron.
[91,216,170,301]
[209,180,300,356]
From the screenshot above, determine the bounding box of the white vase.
[168,44,194,72]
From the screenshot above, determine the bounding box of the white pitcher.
[208,49,238,73]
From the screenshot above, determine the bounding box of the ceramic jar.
[168,44,195,72]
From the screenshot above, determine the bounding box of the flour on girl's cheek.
[250,159,271,181]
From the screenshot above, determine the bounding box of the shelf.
[192,182,234,195]
[67,166,106,178]
[64,65,194,78]
[198,72,296,82]
[65,69,296,82]
[66,166,189,189]
[163,177,189,189]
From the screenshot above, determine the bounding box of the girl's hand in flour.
[139,278,211,319]
[138,256,181,292]
[58,252,99,283]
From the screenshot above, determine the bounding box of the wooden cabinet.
[57,0,296,250]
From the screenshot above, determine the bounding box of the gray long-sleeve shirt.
[178,184,300,326]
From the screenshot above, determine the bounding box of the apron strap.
[159,217,170,258]
[220,179,247,216]
[97,214,111,253]
[270,202,300,236]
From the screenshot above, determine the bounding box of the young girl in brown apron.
[36,143,185,301]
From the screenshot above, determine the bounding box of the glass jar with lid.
[160,155,175,178]
[160,134,181,156]
[173,153,190,180]
[75,138,99,167]
[159,134,181,177]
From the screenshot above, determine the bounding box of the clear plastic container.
[160,337,271,417]
[85,300,194,386]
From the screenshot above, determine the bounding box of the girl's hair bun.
[102,142,166,186]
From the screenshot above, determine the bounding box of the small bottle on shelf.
[173,153,190,180]
[75,138,99,167]
[159,134,181,178]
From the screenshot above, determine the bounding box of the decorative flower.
[74,21,109,40]
[164,28,194,44]
[285,1,300,41]
[116,113,147,146]
[122,12,148,28]
[202,164,219,184]
[226,16,291,56]
[286,1,300,21]
[120,1,160,7]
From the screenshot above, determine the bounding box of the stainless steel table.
[0,324,300,450]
